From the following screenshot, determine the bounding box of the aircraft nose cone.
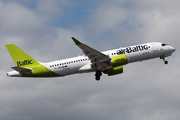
[173,48,176,52]
[169,46,176,53]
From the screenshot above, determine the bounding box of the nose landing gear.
[164,59,168,64]
[160,56,168,64]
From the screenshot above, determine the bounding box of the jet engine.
[103,54,128,76]
[110,54,128,67]
[106,66,123,76]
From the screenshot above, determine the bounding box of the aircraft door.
[152,44,158,52]
[43,64,49,73]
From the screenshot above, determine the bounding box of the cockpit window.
[162,44,167,46]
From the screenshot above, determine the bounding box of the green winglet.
[72,37,82,45]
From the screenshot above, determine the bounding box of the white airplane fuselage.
[40,42,175,76]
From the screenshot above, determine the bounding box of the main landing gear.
[95,70,102,81]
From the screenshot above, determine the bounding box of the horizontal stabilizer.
[11,66,32,73]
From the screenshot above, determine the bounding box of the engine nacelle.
[104,54,128,76]
[107,66,123,76]
[110,54,128,67]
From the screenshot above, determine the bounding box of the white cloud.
[0,1,45,37]
[89,3,128,32]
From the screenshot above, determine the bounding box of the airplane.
[6,37,175,81]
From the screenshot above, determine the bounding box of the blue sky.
[55,0,102,29]
[0,0,180,120]
[5,0,103,29]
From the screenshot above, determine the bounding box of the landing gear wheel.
[162,57,168,65]
[95,76,100,81]
[165,61,168,64]
[95,70,102,81]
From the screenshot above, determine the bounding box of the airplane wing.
[72,37,112,70]
[11,66,32,73]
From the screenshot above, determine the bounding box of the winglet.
[72,37,82,45]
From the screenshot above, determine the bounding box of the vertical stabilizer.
[5,44,39,68]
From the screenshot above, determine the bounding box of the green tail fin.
[6,44,39,68]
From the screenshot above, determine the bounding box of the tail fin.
[6,44,39,68]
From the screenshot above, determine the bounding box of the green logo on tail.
[17,59,33,67]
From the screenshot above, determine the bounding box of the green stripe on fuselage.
[22,64,62,77]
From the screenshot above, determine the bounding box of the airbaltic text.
[117,45,150,55]
[17,59,33,67]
